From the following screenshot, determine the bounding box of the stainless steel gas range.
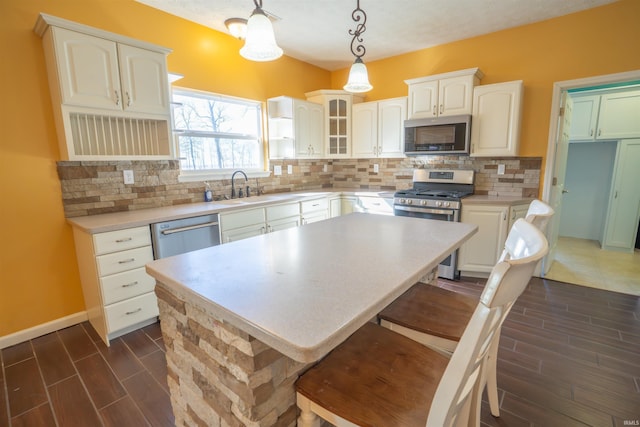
[394,169,475,279]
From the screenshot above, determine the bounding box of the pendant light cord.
[348,0,367,59]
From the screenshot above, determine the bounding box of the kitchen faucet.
[230,170,249,198]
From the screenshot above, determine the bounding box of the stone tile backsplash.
[57,156,541,217]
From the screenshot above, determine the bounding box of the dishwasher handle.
[160,221,219,235]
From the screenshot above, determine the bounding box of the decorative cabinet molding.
[306,90,363,158]
[405,68,483,119]
[470,80,524,157]
[34,13,173,160]
[352,97,407,158]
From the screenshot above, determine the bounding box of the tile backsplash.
[57,156,541,217]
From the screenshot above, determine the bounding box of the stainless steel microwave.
[404,114,471,155]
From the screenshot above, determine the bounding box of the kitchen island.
[145,213,477,426]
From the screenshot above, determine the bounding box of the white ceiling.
[135,0,617,71]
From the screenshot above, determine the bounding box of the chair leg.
[297,394,322,427]
[486,334,501,417]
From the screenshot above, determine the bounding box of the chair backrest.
[426,219,548,427]
[500,199,554,263]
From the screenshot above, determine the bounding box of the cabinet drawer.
[101,267,156,305]
[105,292,159,333]
[93,226,151,255]
[266,203,300,221]
[301,198,328,213]
[220,208,265,230]
[96,246,153,277]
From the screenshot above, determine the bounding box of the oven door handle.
[394,205,456,216]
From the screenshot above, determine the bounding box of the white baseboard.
[0,311,88,350]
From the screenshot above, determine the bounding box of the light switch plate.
[123,170,134,184]
[497,164,506,175]
[323,164,328,173]
[287,165,293,174]
[274,165,282,176]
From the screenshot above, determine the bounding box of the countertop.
[145,213,477,362]
[463,195,534,206]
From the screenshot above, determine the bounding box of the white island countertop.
[145,213,477,363]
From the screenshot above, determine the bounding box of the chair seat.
[296,322,450,427]
[378,283,477,341]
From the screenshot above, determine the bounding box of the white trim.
[178,169,271,182]
[0,311,88,349]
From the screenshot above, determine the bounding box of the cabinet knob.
[114,90,120,106]
[439,104,444,114]
[126,91,132,107]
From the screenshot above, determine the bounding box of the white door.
[352,102,378,157]
[543,93,574,274]
[378,97,407,157]
[118,44,169,114]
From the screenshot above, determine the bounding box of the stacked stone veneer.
[155,282,309,427]
[58,156,541,217]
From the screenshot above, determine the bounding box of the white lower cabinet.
[72,225,158,346]
[355,196,394,215]
[301,197,330,224]
[458,202,529,276]
[220,208,266,243]
[266,202,301,232]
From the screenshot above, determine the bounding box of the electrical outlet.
[123,170,134,184]
[373,164,379,173]
[497,164,506,175]
[274,165,282,176]
[287,164,293,174]
[323,164,328,173]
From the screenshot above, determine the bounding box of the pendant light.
[344,0,372,93]
[239,0,283,62]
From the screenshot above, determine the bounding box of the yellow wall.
[1,0,639,337]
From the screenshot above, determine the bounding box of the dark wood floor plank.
[57,324,98,361]
[140,350,169,393]
[96,338,144,381]
[496,360,573,400]
[500,393,597,427]
[568,335,640,363]
[4,358,47,416]
[74,353,126,409]
[514,339,599,367]
[10,403,56,427]
[48,376,102,427]
[122,370,174,427]
[142,322,163,340]
[598,354,640,377]
[495,346,541,373]
[478,400,530,427]
[100,396,150,427]
[1,342,33,367]
[542,355,638,393]
[81,321,103,343]
[120,329,161,359]
[31,332,76,385]
[573,383,640,420]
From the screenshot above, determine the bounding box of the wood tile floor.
[2,277,639,426]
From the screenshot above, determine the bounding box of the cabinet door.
[458,205,509,273]
[470,80,523,157]
[439,75,474,117]
[53,27,121,110]
[267,216,300,232]
[597,90,640,140]
[117,44,169,115]
[378,97,407,157]
[408,80,438,119]
[221,223,266,243]
[603,139,640,251]
[569,95,600,141]
[326,97,351,157]
[307,101,324,157]
[352,102,378,157]
[294,100,324,158]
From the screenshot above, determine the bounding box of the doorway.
[541,70,640,296]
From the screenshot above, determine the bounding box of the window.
[172,88,264,177]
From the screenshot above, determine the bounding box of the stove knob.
[399,198,405,204]
[407,199,413,205]
[421,200,427,206]
[436,201,443,207]
[444,201,450,207]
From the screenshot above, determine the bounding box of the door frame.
[541,69,640,274]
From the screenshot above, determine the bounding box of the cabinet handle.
[312,203,320,207]
[439,104,444,114]
[614,191,618,199]
[261,226,266,234]
[126,91,132,107]
[125,308,142,315]
[432,105,437,116]
[115,90,120,106]
[118,258,135,264]
[598,129,602,137]
[590,129,594,137]
[122,281,139,288]
[268,225,273,233]
[115,237,132,243]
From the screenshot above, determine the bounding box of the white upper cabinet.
[267,96,323,159]
[352,97,407,158]
[306,90,363,158]
[34,14,172,160]
[405,68,483,119]
[597,90,640,140]
[568,94,600,141]
[470,80,524,157]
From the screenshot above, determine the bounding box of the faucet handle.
[246,186,250,197]
[238,188,243,198]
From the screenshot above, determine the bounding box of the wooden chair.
[378,199,554,418]
[296,219,549,427]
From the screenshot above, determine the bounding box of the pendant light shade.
[344,57,373,93]
[344,0,372,93]
[240,2,283,62]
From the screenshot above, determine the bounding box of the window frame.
[171,87,270,182]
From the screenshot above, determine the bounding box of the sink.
[221,199,249,205]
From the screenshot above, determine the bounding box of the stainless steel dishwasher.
[151,214,220,259]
